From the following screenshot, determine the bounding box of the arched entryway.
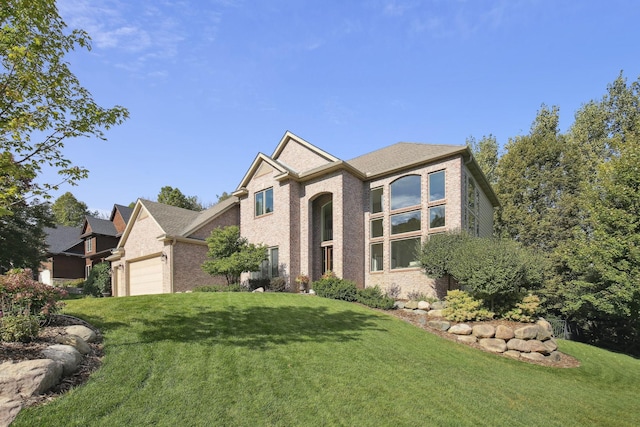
[310,193,333,282]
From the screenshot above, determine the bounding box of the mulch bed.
[0,315,104,408]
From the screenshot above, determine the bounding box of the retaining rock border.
[0,321,99,426]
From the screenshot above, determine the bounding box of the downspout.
[169,238,176,293]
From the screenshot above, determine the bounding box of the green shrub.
[356,286,395,310]
[0,314,41,342]
[503,294,541,322]
[443,290,494,322]
[269,277,287,292]
[194,283,248,292]
[312,274,358,302]
[83,263,112,297]
[0,269,66,317]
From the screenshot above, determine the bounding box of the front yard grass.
[13,292,640,426]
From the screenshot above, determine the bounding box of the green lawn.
[14,293,640,426]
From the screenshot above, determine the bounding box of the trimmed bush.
[0,268,66,317]
[312,274,358,302]
[0,314,40,342]
[443,290,493,322]
[503,294,541,322]
[269,277,287,292]
[356,286,395,310]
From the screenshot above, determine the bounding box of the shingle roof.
[138,199,201,236]
[84,216,117,237]
[181,196,239,236]
[44,225,82,254]
[112,204,134,224]
[346,142,467,177]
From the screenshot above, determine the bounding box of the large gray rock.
[448,324,472,335]
[413,309,428,315]
[535,321,553,341]
[514,325,539,340]
[457,335,477,344]
[0,395,23,427]
[547,351,562,362]
[495,325,515,340]
[0,359,63,398]
[394,301,405,309]
[430,301,446,310]
[404,300,419,309]
[472,324,496,338]
[506,338,530,353]
[427,309,444,318]
[427,320,451,331]
[503,350,521,359]
[527,340,550,354]
[479,338,507,353]
[56,334,91,355]
[521,352,546,362]
[65,325,97,343]
[417,301,431,310]
[41,345,83,376]
[544,338,558,353]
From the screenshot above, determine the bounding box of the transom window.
[390,175,421,210]
[255,188,273,217]
[429,171,445,202]
[391,211,421,234]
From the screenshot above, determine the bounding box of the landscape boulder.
[448,324,472,335]
[0,396,23,427]
[472,324,496,338]
[41,345,83,376]
[479,338,507,353]
[0,359,63,398]
[417,301,431,310]
[427,320,451,331]
[56,334,91,355]
[65,325,97,343]
[514,325,538,340]
[495,325,515,340]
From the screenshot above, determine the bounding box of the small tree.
[201,226,267,285]
[157,186,203,211]
[83,262,111,297]
[419,231,471,290]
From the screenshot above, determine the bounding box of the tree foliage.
[0,198,52,273]
[157,186,203,211]
[51,191,95,226]
[466,134,499,184]
[0,0,129,216]
[202,226,267,285]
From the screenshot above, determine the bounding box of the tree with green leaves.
[202,226,267,285]
[51,192,96,226]
[495,105,584,252]
[466,134,499,184]
[0,197,53,273]
[157,186,203,211]
[0,0,129,216]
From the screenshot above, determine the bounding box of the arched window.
[390,175,421,210]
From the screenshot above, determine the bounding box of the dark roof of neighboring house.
[112,204,134,224]
[83,216,117,237]
[44,225,83,254]
[346,142,467,178]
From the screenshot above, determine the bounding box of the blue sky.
[48,0,640,214]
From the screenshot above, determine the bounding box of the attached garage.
[128,256,163,296]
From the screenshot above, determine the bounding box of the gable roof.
[138,199,201,236]
[181,196,239,237]
[44,225,83,255]
[111,204,134,224]
[347,143,467,178]
[82,216,117,237]
[271,131,339,164]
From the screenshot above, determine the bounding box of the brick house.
[107,197,239,296]
[233,131,499,299]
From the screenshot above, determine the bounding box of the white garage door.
[129,257,163,296]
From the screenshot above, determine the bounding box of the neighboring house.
[232,131,499,299]
[107,197,239,296]
[80,204,133,278]
[40,225,84,285]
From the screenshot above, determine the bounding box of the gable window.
[370,243,383,272]
[321,201,333,241]
[371,187,383,213]
[429,170,445,202]
[255,188,274,217]
[85,238,93,253]
[390,211,421,235]
[391,237,420,269]
[429,205,446,228]
[390,175,421,210]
